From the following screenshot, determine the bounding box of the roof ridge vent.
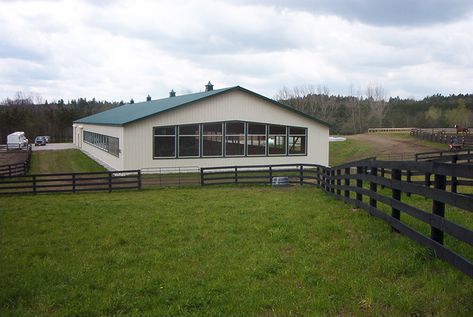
[205,81,214,92]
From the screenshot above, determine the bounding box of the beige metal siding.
[79,124,125,170]
[124,90,328,169]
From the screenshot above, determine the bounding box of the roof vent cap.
[146,94,151,102]
[169,89,176,97]
[205,81,214,92]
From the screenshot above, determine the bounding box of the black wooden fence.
[0,145,32,177]
[411,128,473,148]
[0,170,141,195]
[200,163,324,186]
[201,158,473,278]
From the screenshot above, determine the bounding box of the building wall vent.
[205,81,214,92]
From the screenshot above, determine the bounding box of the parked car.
[35,136,47,146]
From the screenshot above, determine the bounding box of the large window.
[152,121,307,159]
[268,124,286,155]
[153,126,176,158]
[179,124,200,157]
[247,123,266,156]
[288,127,307,155]
[83,131,120,157]
[202,123,223,157]
[225,121,245,156]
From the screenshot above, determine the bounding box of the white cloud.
[0,0,472,101]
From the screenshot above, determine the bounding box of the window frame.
[202,122,224,157]
[153,125,177,159]
[224,121,246,157]
[83,130,120,157]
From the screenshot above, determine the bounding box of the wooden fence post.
[137,170,142,190]
[269,166,273,185]
[200,168,204,186]
[356,166,363,206]
[370,167,377,208]
[344,167,350,199]
[330,169,335,193]
[336,169,341,196]
[451,155,458,193]
[431,173,447,244]
[425,172,431,187]
[33,175,37,195]
[391,169,402,232]
[72,174,76,193]
[300,165,303,186]
[406,169,412,197]
[381,168,385,189]
[108,172,112,192]
[234,167,238,184]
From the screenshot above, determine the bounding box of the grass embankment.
[1,187,472,316]
[329,138,377,166]
[29,149,106,174]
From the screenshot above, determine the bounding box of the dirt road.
[349,133,441,156]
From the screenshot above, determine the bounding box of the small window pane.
[248,123,266,135]
[179,136,199,157]
[203,123,222,135]
[225,136,245,156]
[154,136,175,157]
[289,127,305,135]
[226,122,244,135]
[268,135,286,155]
[288,136,306,155]
[247,135,266,155]
[269,125,286,135]
[203,136,223,156]
[155,126,175,135]
[179,124,199,135]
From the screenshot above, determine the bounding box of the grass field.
[1,187,472,316]
[329,139,377,166]
[29,149,106,174]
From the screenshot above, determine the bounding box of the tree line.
[0,93,124,143]
[1,88,472,144]
[275,85,473,134]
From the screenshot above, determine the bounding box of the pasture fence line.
[0,145,32,177]
[411,128,473,148]
[0,170,141,195]
[368,127,414,133]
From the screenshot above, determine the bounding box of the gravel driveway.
[32,143,77,151]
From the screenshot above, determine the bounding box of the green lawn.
[329,139,377,166]
[29,149,106,174]
[1,187,472,316]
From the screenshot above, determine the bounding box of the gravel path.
[32,143,77,151]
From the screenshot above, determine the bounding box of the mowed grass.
[329,139,377,166]
[1,187,472,316]
[29,149,106,174]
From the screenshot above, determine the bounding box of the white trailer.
[7,131,29,149]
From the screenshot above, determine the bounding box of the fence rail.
[411,128,473,148]
[0,170,141,195]
[201,163,325,187]
[0,145,32,177]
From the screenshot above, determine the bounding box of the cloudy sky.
[1,0,472,102]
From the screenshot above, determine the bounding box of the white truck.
[7,131,29,149]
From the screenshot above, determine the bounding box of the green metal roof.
[74,86,330,127]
